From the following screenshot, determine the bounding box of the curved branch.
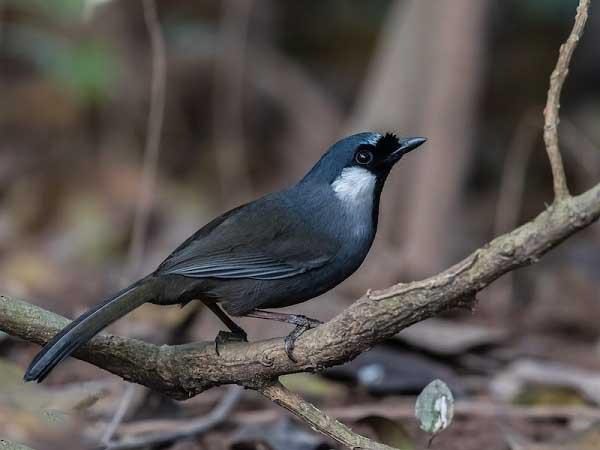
[543,0,590,200]
[258,380,394,450]
[0,1,594,449]
[2,183,599,400]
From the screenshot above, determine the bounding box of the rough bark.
[0,1,594,448]
[2,183,599,400]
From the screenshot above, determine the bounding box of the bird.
[24,132,426,383]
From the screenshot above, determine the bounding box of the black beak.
[387,136,427,163]
[400,137,427,154]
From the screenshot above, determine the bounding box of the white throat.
[331,166,377,206]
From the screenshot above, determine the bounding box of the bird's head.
[301,132,426,199]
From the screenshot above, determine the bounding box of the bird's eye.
[355,150,373,165]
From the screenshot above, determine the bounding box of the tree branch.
[257,380,394,450]
[543,0,589,200]
[2,183,599,400]
[0,1,594,449]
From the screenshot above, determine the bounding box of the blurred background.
[1,0,600,449]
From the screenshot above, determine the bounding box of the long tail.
[24,276,157,383]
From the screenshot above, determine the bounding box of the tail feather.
[24,277,155,383]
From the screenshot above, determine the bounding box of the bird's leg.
[244,309,322,362]
[203,302,248,355]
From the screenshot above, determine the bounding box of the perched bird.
[24,132,426,382]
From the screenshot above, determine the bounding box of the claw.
[283,316,322,362]
[214,330,248,356]
[243,309,322,362]
[288,314,322,328]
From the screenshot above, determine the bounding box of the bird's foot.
[214,329,248,356]
[283,315,323,362]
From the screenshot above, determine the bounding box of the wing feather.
[157,191,338,281]
[166,254,307,280]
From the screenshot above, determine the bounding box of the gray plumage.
[24,132,426,382]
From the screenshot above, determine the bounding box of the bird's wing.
[156,194,337,281]
[159,252,320,280]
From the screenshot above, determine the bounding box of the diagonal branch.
[258,380,395,450]
[543,0,590,200]
[0,1,594,449]
[2,183,599,400]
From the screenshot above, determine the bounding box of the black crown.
[374,133,400,153]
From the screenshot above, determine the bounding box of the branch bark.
[258,381,394,450]
[0,1,594,448]
[543,0,590,200]
[2,183,599,400]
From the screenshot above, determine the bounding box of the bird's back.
[154,182,376,314]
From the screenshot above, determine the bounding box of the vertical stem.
[127,0,167,277]
[542,0,590,201]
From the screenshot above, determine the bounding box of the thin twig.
[105,386,243,450]
[101,384,138,446]
[542,0,590,200]
[1,3,596,450]
[257,380,394,450]
[126,0,167,276]
[102,0,168,444]
[2,184,600,398]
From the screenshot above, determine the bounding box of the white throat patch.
[331,167,376,206]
